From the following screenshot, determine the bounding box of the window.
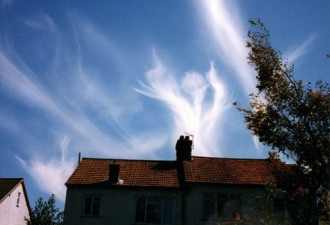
[274,198,296,220]
[83,196,101,216]
[202,193,241,220]
[16,192,21,207]
[135,198,174,224]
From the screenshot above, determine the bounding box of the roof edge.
[80,155,271,162]
[0,178,23,204]
[190,156,270,161]
[80,157,177,163]
[20,180,32,217]
[66,183,182,190]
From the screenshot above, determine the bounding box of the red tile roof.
[66,158,180,188]
[183,157,274,185]
[66,156,277,188]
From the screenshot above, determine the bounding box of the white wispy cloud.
[0,52,60,113]
[23,14,56,33]
[0,14,167,201]
[69,12,128,71]
[1,46,166,201]
[16,137,75,202]
[136,51,230,156]
[283,34,316,64]
[195,0,269,151]
[197,0,256,95]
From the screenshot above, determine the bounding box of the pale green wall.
[64,187,183,225]
[65,185,286,225]
[183,185,264,225]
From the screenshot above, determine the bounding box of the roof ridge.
[0,178,24,180]
[81,156,269,161]
[191,156,268,160]
[81,157,177,162]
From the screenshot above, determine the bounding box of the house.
[64,136,293,225]
[0,178,31,225]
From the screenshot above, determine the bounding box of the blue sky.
[0,0,329,209]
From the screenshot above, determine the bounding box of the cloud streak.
[23,14,56,33]
[197,0,256,95]
[195,0,264,150]
[0,14,167,202]
[283,34,316,64]
[16,137,75,202]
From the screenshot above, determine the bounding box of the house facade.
[64,136,292,225]
[0,178,31,225]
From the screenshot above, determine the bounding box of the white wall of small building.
[0,183,30,225]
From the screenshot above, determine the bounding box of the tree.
[234,18,329,224]
[26,194,64,225]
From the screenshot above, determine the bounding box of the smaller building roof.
[0,178,28,204]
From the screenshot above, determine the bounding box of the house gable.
[0,178,31,225]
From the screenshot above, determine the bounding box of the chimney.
[176,135,192,161]
[109,163,120,183]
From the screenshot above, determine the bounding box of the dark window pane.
[226,199,240,218]
[203,200,215,218]
[163,199,173,223]
[92,197,100,215]
[217,200,226,217]
[229,195,241,218]
[135,198,146,223]
[84,197,92,215]
[146,202,162,223]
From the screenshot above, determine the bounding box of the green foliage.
[26,194,64,225]
[248,153,291,225]
[235,18,329,224]
[254,182,286,225]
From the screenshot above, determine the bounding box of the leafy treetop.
[235,18,329,223]
[26,194,64,225]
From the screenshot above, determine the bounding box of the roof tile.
[66,156,277,188]
[184,157,274,185]
[66,159,180,188]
